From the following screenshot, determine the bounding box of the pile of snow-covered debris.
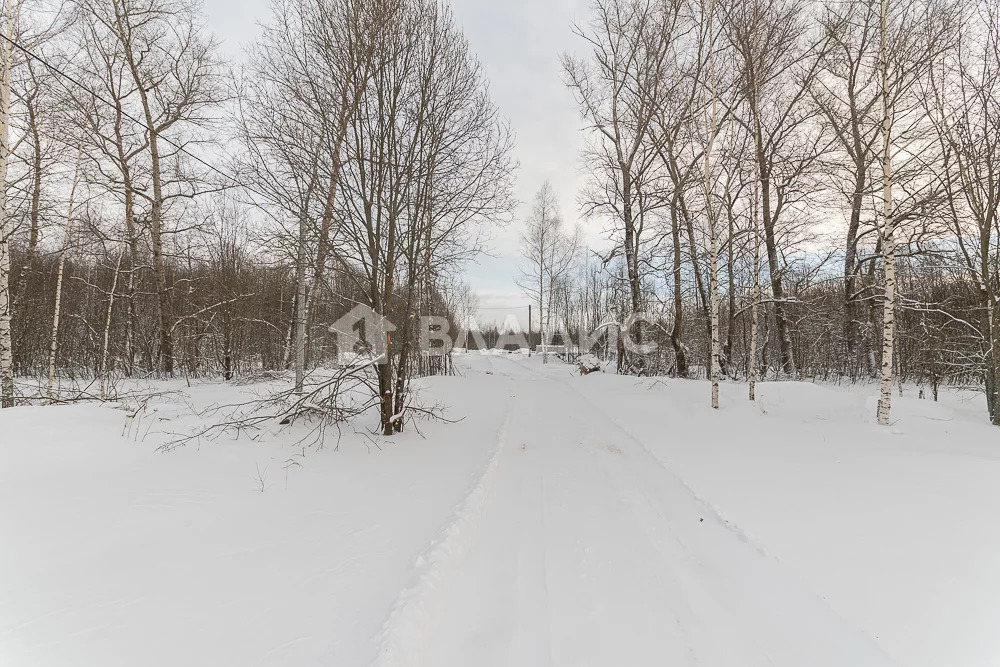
[576,353,603,374]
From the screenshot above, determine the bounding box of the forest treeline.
[0,0,998,431]
[0,0,512,434]
[519,0,1000,425]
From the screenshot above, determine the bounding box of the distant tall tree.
[235,0,378,393]
[870,0,957,425]
[648,0,711,379]
[813,0,883,376]
[562,0,673,357]
[723,0,827,377]
[928,2,1000,424]
[46,152,82,397]
[334,0,514,433]
[516,181,579,360]
[75,0,223,376]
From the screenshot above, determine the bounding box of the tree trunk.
[12,79,41,308]
[844,161,866,377]
[724,183,737,375]
[748,0,763,399]
[0,10,14,408]
[876,0,894,426]
[708,201,720,409]
[987,299,1000,424]
[148,131,173,375]
[621,164,643,364]
[294,210,309,393]
[670,198,688,377]
[47,155,82,398]
[100,243,126,400]
[114,0,174,376]
[759,173,795,376]
[704,23,719,409]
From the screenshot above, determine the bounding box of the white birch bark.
[701,0,720,410]
[47,154,83,399]
[0,3,17,408]
[748,0,761,402]
[99,241,126,400]
[876,0,895,426]
[293,210,309,394]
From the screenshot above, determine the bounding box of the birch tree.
[928,1,1000,424]
[872,0,957,424]
[0,0,20,408]
[748,0,762,400]
[334,0,513,433]
[46,151,81,397]
[562,0,673,368]
[235,0,378,393]
[700,0,721,408]
[723,0,828,378]
[814,0,884,376]
[517,181,579,361]
[874,0,895,424]
[75,0,223,376]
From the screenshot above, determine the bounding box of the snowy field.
[2,353,999,666]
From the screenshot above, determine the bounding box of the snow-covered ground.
[2,353,999,666]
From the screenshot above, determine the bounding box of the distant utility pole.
[528,304,532,356]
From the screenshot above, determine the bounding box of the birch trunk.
[12,68,41,309]
[669,198,687,376]
[702,0,720,409]
[748,0,761,402]
[293,210,309,394]
[46,155,83,398]
[100,242,126,400]
[723,181,737,374]
[987,299,1000,425]
[709,198,720,407]
[111,0,174,375]
[876,0,895,426]
[283,294,294,370]
[749,170,761,400]
[540,268,546,363]
[0,5,16,408]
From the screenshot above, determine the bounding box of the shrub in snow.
[577,354,602,375]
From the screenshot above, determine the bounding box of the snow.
[575,353,603,373]
[2,354,999,666]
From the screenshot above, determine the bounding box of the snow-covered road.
[5,353,1000,666]
[380,354,890,667]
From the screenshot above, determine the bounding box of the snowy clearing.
[2,353,999,666]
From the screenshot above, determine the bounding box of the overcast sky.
[203,0,598,328]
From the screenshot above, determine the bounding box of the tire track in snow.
[560,373,894,665]
[504,354,769,555]
[564,377,774,558]
[370,382,517,667]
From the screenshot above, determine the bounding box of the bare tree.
[563,0,675,366]
[517,181,579,361]
[928,0,1000,424]
[0,0,22,407]
[723,0,829,377]
[75,0,224,376]
[46,150,81,397]
[871,0,957,424]
[701,0,722,408]
[333,0,513,433]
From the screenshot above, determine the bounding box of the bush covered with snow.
[577,354,602,375]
